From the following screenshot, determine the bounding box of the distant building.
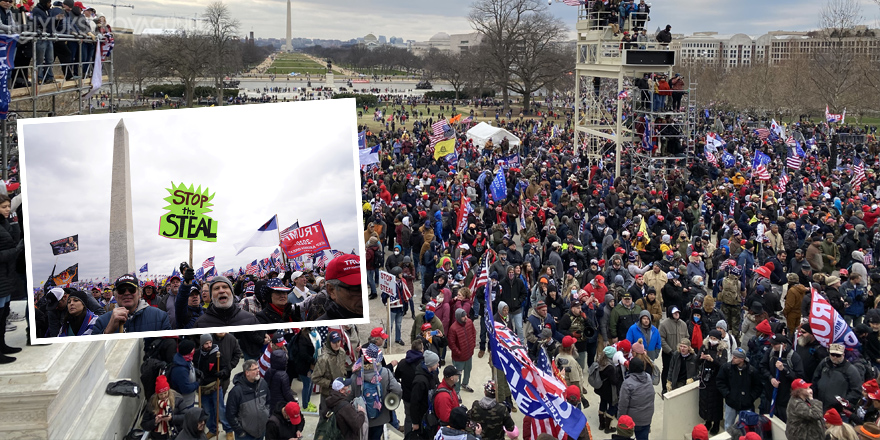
[673,26,880,68]
[378,35,386,44]
[409,32,483,56]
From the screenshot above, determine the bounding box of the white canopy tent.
[466,122,521,150]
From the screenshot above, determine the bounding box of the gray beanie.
[716,320,728,332]
[199,334,212,346]
[540,328,553,339]
[498,301,509,312]
[455,308,467,322]
[209,275,233,292]
[614,275,624,286]
[424,350,440,367]
[639,310,651,319]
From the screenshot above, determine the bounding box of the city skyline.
[106,0,878,43]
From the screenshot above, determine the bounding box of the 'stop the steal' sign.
[159,182,219,242]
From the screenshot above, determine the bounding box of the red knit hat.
[155,375,170,394]
[739,433,762,440]
[756,319,773,336]
[564,385,580,400]
[691,424,709,440]
[617,339,631,353]
[824,408,843,426]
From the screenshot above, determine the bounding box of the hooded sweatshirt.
[174,407,208,440]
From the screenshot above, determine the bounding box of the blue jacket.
[175,282,204,329]
[168,353,199,396]
[90,300,172,334]
[843,283,866,317]
[625,322,662,354]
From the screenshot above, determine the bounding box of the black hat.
[449,406,469,430]
[443,365,461,378]
[178,339,196,356]
[771,334,790,346]
[800,323,813,334]
[115,274,138,291]
[750,302,763,315]
[68,290,89,307]
[628,357,645,374]
[708,329,723,340]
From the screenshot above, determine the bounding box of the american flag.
[430,119,455,147]
[778,170,789,193]
[617,89,628,100]
[529,417,565,440]
[785,136,797,147]
[314,250,332,268]
[865,250,874,266]
[461,116,473,124]
[562,0,582,5]
[245,260,258,275]
[223,269,234,277]
[754,128,771,141]
[237,267,244,277]
[851,157,867,189]
[399,279,413,303]
[272,248,285,272]
[752,150,771,181]
[706,151,718,166]
[201,256,215,271]
[786,147,803,169]
[729,196,736,216]
[280,222,299,241]
[469,253,492,293]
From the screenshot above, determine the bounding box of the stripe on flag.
[851,157,867,189]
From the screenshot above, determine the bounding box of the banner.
[0,35,17,120]
[379,270,398,306]
[809,287,859,347]
[159,182,218,242]
[50,234,79,255]
[482,260,587,438]
[53,263,79,285]
[496,153,521,169]
[280,220,332,259]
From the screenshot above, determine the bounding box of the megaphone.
[384,393,401,410]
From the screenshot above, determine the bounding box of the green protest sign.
[159,182,218,242]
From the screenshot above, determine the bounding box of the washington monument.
[283,0,292,52]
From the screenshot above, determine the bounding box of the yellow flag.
[433,138,456,160]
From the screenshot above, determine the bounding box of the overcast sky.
[104,0,880,42]
[20,100,361,286]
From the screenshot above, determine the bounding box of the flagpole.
[760,182,764,210]
[189,240,193,269]
[276,215,289,273]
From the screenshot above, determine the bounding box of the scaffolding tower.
[573,5,694,186]
[2,32,117,180]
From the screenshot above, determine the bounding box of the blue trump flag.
[357,130,366,149]
[482,260,587,438]
[0,35,17,120]
[139,263,148,273]
[490,170,507,202]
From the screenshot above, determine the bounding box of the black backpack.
[373,246,385,269]
[140,338,177,399]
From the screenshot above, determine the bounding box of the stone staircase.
[0,301,143,440]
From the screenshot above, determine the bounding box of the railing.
[5,32,115,117]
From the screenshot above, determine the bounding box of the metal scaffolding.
[2,32,116,180]
[572,4,694,186]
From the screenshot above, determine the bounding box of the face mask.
[591,242,596,247]
[708,339,719,346]
[693,316,701,323]
[394,250,400,255]
[183,351,194,362]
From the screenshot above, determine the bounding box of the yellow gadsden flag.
[433,138,456,160]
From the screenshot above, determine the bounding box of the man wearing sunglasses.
[317,254,364,321]
[92,274,171,334]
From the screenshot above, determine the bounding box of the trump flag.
[809,287,859,348]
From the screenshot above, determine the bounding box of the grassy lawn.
[353,103,561,132]
[344,66,412,76]
[269,53,342,75]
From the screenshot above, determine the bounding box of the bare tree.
[507,12,569,111]
[810,0,864,111]
[148,33,212,107]
[114,36,160,97]
[469,0,545,111]
[203,1,241,106]
[423,49,470,98]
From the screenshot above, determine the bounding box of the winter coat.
[265,407,304,440]
[321,389,365,440]
[785,397,825,440]
[609,302,642,340]
[526,308,563,348]
[697,337,728,421]
[393,349,423,402]
[796,337,829,381]
[90,299,171,334]
[410,364,441,427]
[812,358,863,408]
[636,296,662,327]
[410,313,444,343]
[783,284,807,332]
[194,303,259,328]
[467,396,516,440]
[717,361,763,411]
[264,350,296,413]
[618,371,655,426]
[448,317,477,362]
[312,345,350,399]
[226,372,270,438]
[350,364,402,428]
[168,353,198,408]
[435,289,454,334]
[0,216,20,299]
[760,345,804,418]
[659,315,689,355]
[625,322,661,357]
[558,308,598,352]
[174,407,209,440]
[500,275,527,314]
[667,348,698,389]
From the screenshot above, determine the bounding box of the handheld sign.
[159,182,218,242]
[379,270,398,306]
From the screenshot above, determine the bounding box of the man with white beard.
[195,276,260,328]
